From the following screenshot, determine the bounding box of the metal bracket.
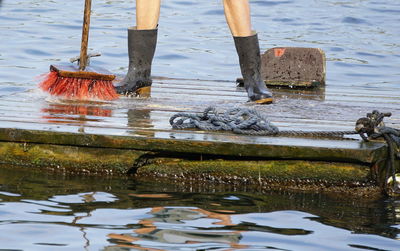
[70,52,101,66]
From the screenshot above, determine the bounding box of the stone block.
[261,47,326,87]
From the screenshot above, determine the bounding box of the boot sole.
[136,86,151,98]
[255,97,273,104]
[116,86,151,98]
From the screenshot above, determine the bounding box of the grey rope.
[170,106,356,137]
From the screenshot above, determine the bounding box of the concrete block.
[261,47,326,88]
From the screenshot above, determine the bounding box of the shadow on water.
[0,166,399,250]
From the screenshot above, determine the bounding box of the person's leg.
[116,0,160,96]
[136,0,160,30]
[223,0,273,104]
[222,0,252,37]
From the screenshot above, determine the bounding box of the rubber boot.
[233,33,273,104]
[115,27,158,97]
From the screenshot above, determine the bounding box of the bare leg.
[136,0,161,30]
[223,0,252,37]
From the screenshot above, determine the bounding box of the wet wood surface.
[0,76,399,161]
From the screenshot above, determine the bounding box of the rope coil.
[170,106,356,137]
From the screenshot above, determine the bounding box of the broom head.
[39,64,119,101]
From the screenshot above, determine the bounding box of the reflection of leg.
[107,234,140,243]
[193,208,235,226]
[127,109,155,137]
[127,109,152,129]
[223,0,273,104]
[116,0,160,96]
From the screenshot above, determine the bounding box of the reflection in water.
[42,102,111,123]
[127,109,154,137]
[107,207,246,250]
[273,85,326,101]
[42,102,112,120]
[0,166,399,250]
[41,102,112,133]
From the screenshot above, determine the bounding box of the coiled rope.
[170,107,357,137]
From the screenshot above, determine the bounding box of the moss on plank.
[136,158,371,185]
[0,142,144,175]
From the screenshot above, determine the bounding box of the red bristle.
[68,78,79,98]
[39,71,119,101]
[48,75,64,94]
[49,77,64,95]
[78,79,90,99]
[90,80,100,99]
[92,80,104,100]
[106,81,118,100]
[68,78,76,98]
[100,80,111,100]
[95,80,103,100]
[108,81,119,100]
[71,78,80,98]
[47,76,61,93]
[91,81,100,99]
[85,79,95,99]
[102,81,112,100]
[39,71,59,91]
[77,78,85,98]
[99,80,119,100]
[53,77,70,96]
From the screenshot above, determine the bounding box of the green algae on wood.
[0,127,388,194]
[0,128,386,163]
[0,140,372,186]
[0,142,144,175]
[134,158,371,185]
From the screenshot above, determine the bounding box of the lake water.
[0,0,400,250]
[0,166,399,251]
[0,0,399,91]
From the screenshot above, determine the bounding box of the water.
[1,0,400,250]
[0,166,399,250]
[0,0,399,92]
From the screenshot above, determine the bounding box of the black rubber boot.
[233,33,273,104]
[115,27,158,97]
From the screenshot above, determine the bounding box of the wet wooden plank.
[0,77,398,154]
[0,127,385,164]
[0,111,359,132]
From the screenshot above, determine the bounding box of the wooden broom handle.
[79,0,92,71]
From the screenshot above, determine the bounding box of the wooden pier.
[0,76,399,196]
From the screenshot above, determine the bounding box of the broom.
[39,0,118,101]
